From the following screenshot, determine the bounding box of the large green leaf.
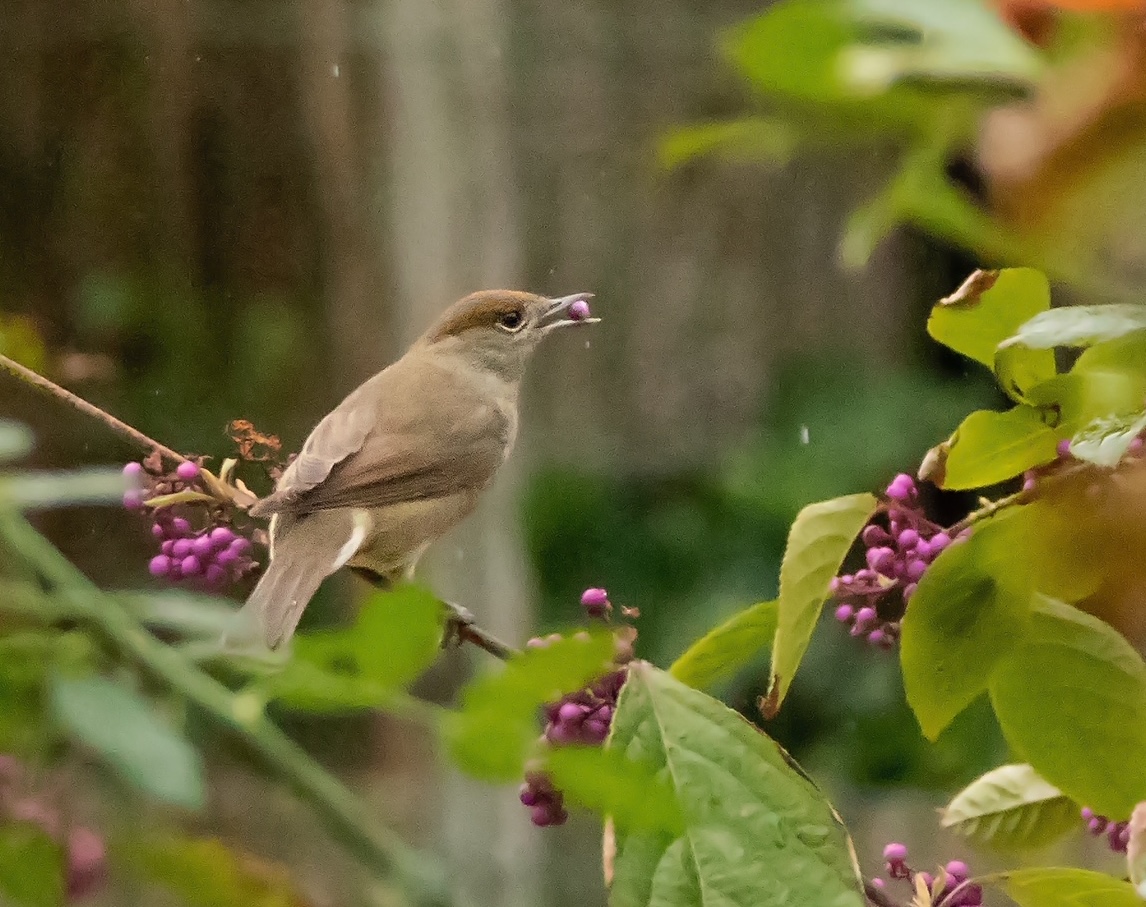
[1000,304,1146,351]
[1069,411,1146,468]
[941,406,1059,490]
[0,823,63,907]
[609,663,866,907]
[670,599,777,691]
[900,513,1035,740]
[941,763,1078,852]
[985,868,1141,907]
[764,492,877,717]
[446,631,615,782]
[989,598,1146,818]
[927,268,1055,390]
[51,675,205,810]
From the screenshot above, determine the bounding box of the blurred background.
[2,0,1143,904]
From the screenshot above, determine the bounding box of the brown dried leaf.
[228,419,282,462]
[938,269,1000,307]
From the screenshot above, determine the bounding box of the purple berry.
[148,555,171,577]
[160,540,175,556]
[854,569,877,583]
[868,629,887,647]
[123,462,143,479]
[1057,439,1071,459]
[835,604,855,623]
[180,555,201,576]
[209,526,235,549]
[204,564,227,588]
[172,539,193,559]
[171,517,191,536]
[886,474,916,502]
[216,548,239,567]
[558,702,585,724]
[945,860,969,882]
[905,559,928,582]
[580,587,610,617]
[151,523,165,539]
[191,535,214,558]
[583,718,609,742]
[569,299,592,321]
[122,490,144,510]
[902,582,918,601]
[897,529,920,549]
[1131,437,1144,454]
[854,606,877,630]
[229,537,252,557]
[883,843,908,863]
[867,547,896,574]
[1022,472,1037,492]
[930,532,951,553]
[1081,807,1095,821]
[176,461,200,481]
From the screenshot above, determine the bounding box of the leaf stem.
[0,510,448,905]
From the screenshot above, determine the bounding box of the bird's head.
[418,290,598,380]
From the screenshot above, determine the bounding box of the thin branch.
[864,881,904,907]
[947,460,1093,536]
[0,353,187,465]
[0,509,447,905]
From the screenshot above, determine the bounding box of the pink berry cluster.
[519,587,634,827]
[874,843,981,906]
[123,459,258,591]
[0,756,106,901]
[1082,807,1130,852]
[833,474,965,650]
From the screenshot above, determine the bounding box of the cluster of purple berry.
[124,460,257,591]
[833,474,964,650]
[518,588,633,827]
[874,843,981,906]
[0,755,106,901]
[1082,807,1130,852]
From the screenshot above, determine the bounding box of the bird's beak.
[541,292,600,333]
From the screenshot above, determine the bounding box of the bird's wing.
[251,360,511,517]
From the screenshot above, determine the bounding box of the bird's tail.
[222,510,370,651]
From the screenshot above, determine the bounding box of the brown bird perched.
[227,290,598,649]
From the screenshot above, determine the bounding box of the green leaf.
[51,675,205,810]
[609,662,866,907]
[446,631,615,782]
[1000,304,1146,351]
[260,585,444,712]
[985,867,1142,907]
[0,468,126,510]
[122,834,306,907]
[0,822,64,907]
[928,269,1055,391]
[0,420,34,464]
[901,514,1035,740]
[670,599,777,691]
[764,492,877,716]
[658,118,798,169]
[1069,411,1146,468]
[545,746,683,834]
[941,763,1079,852]
[989,598,1146,818]
[941,406,1059,490]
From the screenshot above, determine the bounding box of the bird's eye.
[498,310,524,332]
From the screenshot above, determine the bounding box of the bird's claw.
[441,600,475,650]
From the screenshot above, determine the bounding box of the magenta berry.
[580,587,610,618]
[1057,439,1071,458]
[175,460,200,481]
[122,490,144,510]
[568,299,592,321]
[834,603,855,623]
[122,462,143,479]
[148,555,171,577]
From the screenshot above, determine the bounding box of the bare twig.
[0,353,186,464]
[947,460,1094,536]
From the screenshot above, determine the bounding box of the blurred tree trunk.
[376,1,541,906]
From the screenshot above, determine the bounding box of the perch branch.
[947,460,1094,536]
[864,881,904,907]
[0,353,187,465]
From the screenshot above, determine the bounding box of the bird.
[227,289,598,649]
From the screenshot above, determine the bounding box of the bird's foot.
[441,600,476,650]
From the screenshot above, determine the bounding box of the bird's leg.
[441,599,475,649]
